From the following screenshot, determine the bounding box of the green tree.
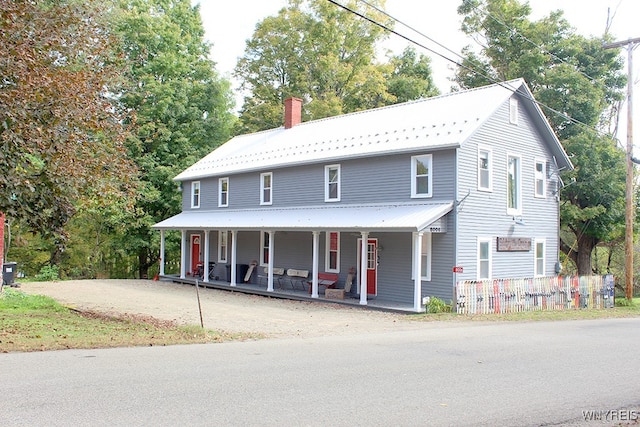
[385,47,440,103]
[456,0,626,275]
[0,0,137,265]
[235,0,439,133]
[114,0,235,278]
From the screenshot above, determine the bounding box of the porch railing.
[455,275,615,315]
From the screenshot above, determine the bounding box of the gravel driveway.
[17,279,421,339]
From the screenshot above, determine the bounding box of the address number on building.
[452,266,463,273]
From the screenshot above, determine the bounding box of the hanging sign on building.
[496,237,531,252]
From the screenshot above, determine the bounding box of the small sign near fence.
[455,275,614,315]
[452,266,463,273]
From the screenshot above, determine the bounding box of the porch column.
[159,230,165,276]
[203,230,210,283]
[413,232,423,312]
[267,231,275,292]
[311,231,320,298]
[230,230,237,286]
[180,229,187,279]
[359,231,369,306]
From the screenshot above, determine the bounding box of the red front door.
[358,239,377,295]
[191,235,201,273]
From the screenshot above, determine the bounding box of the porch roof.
[152,201,454,232]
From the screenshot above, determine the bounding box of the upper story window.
[507,154,521,215]
[191,181,200,209]
[325,232,340,273]
[478,147,492,191]
[325,164,341,202]
[535,239,545,276]
[509,98,519,125]
[218,231,228,263]
[478,238,491,280]
[261,172,273,205]
[219,177,229,207]
[411,154,432,198]
[534,159,546,198]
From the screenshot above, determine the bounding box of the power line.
[327,0,622,148]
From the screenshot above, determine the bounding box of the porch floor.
[158,275,417,313]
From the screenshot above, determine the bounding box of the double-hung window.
[507,155,521,214]
[219,177,229,207]
[411,154,432,198]
[325,165,340,202]
[535,239,545,276]
[509,98,519,125]
[325,232,340,273]
[218,231,228,263]
[261,172,272,205]
[191,181,200,209]
[478,238,491,280]
[411,233,432,281]
[534,159,546,198]
[478,148,492,191]
[260,231,270,266]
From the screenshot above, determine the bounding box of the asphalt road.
[1,318,639,426]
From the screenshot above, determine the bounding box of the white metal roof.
[175,79,544,181]
[152,201,454,232]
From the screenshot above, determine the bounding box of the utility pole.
[604,37,640,301]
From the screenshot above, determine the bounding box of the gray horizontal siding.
[180,149,457,210]
[455,97,561,281]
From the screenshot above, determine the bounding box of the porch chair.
[286,269,309,291]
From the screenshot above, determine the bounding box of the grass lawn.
[0,288,261,353]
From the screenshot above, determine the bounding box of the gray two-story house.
[153,79,572,312]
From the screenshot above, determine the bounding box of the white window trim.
[218,177,229,207]
[411,232,432,281]
[506,154,522,216]
[325,232,340,273]
[478,146,493,192]
[477,237,492,280]
[534,158,546,199]
[217,231,228,263]
[324,164,341,202]
[260,231,269,267]
[411,154,433,198]
[260,172,273,205]
[191,181,200,209]
[535,238,546,277]
[509,97,519,125]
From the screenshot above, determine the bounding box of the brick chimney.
[284,97,302,129]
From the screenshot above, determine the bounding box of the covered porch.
[159,273,417,312]
[153,202,453,313]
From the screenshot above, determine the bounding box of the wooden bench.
[257,267,285,287]
[285,269,309,290]
[307,272,338,294]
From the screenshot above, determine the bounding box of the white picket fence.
[455,275,615,315]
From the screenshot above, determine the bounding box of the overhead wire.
[327,0,627,268]
[326,0,624,147]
